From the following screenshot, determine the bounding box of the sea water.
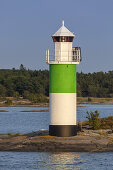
[0,151,113,169]
[0,105,113,169]
[0,104,113,134]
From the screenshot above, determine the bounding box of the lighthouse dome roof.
[52,21,74,37]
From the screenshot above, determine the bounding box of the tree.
[0,84,6,97]
[19,64,26,71]
[86,110,100,130]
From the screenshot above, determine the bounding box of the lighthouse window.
[69,37,74,42]
[52,37,60,42]
[62,37,65,42]
[66,37,69,42]
[52,36,73,42]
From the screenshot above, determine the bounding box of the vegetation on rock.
[84,111,113,130]
[86,110,100,129]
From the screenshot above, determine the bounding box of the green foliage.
[8,132,12,136]
[77,71,112,97]
[0,84,6,97]
[1,67,113,100]
[19,64,26,71]
[88,97,92,102]
[82,116,113,130]
[5,99,12,105]
[100,116,113,129]
[25,93,48,103]
[108,116,113,129]
[8,133,20,137]
[0,68,49,103]
[86,110,100,129]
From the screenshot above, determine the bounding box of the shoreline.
[0,102,113,108]
[1,97,113,107]
[0,129,113,152]
[0,103,85,108]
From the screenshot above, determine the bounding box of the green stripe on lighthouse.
[49,64,76,93]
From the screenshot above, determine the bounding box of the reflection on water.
[0,152,113,170]
[37,152,83,170]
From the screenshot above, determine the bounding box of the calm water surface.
[0,152,113,170]
[0,104,113,169]
[0,104,113,134]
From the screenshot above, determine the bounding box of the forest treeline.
[0,65,113,102]
[0,65,49,102]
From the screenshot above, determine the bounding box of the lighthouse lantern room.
[46,21,81,137]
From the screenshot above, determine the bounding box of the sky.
[0,0,113,73]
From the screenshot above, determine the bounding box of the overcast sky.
[0,0,113,73]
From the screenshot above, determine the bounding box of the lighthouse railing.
[46,48,81,64]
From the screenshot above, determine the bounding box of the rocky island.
[0,129,113,152]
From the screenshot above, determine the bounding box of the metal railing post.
[46,50,47,63]
[48,49,49,64]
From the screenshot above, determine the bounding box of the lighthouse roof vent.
[52,20,74,37]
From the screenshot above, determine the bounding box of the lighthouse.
[46,21,81,137]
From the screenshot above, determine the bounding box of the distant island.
[0,65,113,106]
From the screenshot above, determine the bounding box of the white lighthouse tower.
[46,21,81,137]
